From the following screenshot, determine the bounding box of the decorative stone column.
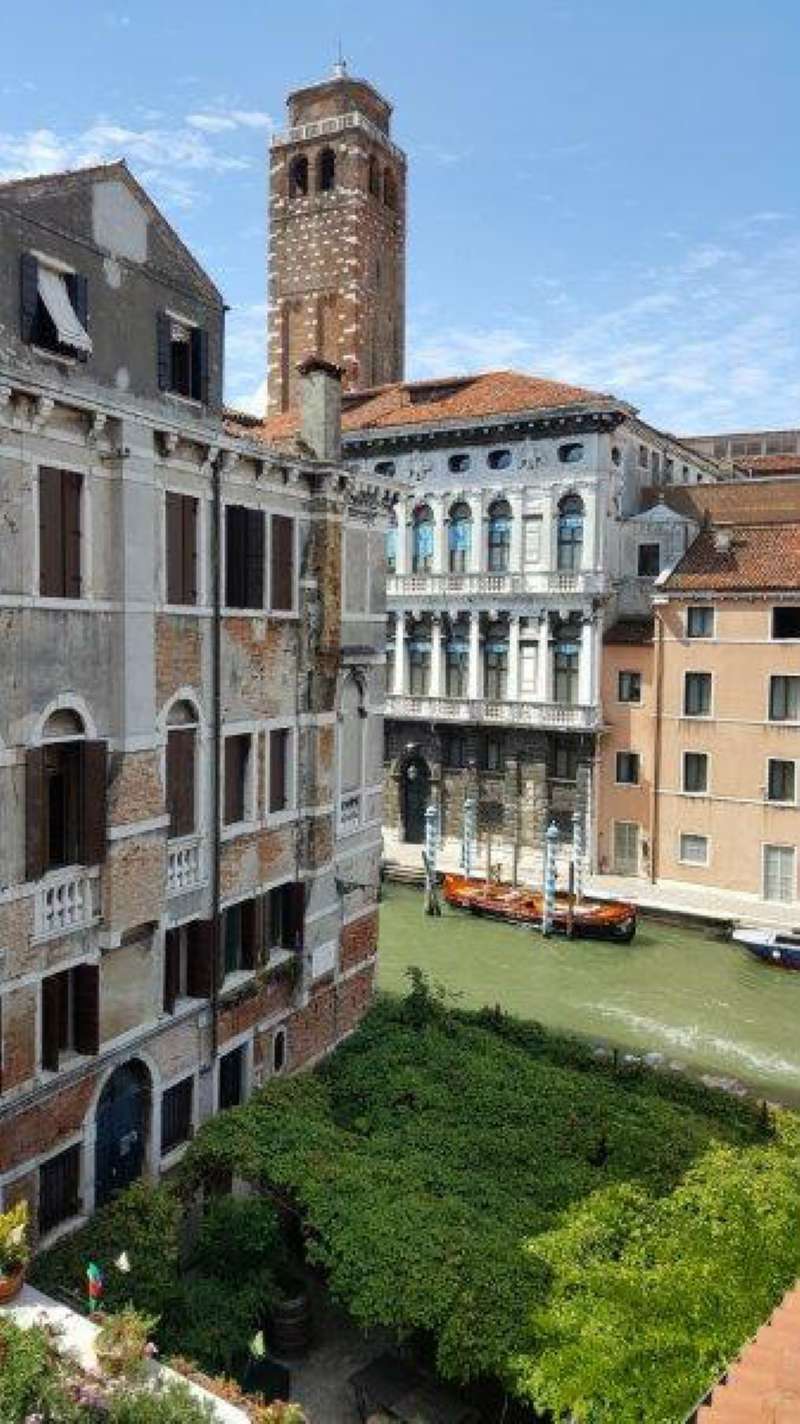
[507,614,521,701]
[468,494,483,573]
[578,613,595,706]
[468,610,482,700]
[508,490,524,572]
[536,610,551,704]
[393,613,407,696]
[432,496,447,574]
[396,497,410,576]
[429,613,444,698]
[582,485,598,572]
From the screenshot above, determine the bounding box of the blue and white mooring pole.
[542,821,559,935]
[572,809,584,904]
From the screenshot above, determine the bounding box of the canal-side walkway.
[383,835,800,932]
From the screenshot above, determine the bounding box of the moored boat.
[442,873,637,943]
[733,926,800,970]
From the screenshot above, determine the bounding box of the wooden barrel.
[270,1283,312,1357]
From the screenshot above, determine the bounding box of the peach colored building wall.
[597,639,654,877]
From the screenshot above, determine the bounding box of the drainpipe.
[650,607,664,885]
[210,449,223,1064]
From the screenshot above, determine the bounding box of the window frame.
[686,605,715,640]
[37,464,88,603]
[762,843,797,903]
[766,757,797,805]
[24,251,90,364]
[678,831,710,867]
[637,542,661,578]
[768,674,800,724]
[683,671,713,718]
[223,502,265,612]
[164,489,201,609]
[158,308,208,406]
[682,750,709,796]
[38,1141,82,1239]
[617,670,642,704]
[160,1073,195,1159]
[221,728,258,834]
[771,606,800,641]
[266,721,297,823]
[615,750,640,787]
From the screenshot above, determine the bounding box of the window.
[161,1077,193,1155]
[289,155,308,197]
[385,517,397,573]
[21,254,91,359]
[663,457,674,483]
[554,736,578,782]
[39,467,82,599]
[225,505,264,609]
[166,701,197,838]
[374,459,395,476]
[651,451,661,478]
[553,621,580,705]
[26,718,107,880]
[165,493,198,606]
[487,500,511,573]
[39,1144,80,1236]
[618,670,642,704]
[487,448,511,470]
[41,965,99,1070]
[266,882,304,954]
[684,672,712,717]
[445,634,469,697]
[269,727,293,815]
[687,606,714,639]
[769,676,800,722]
[680,833,708,866]
[520,643,538,698]
[221,898,260,978]
[616,752,640,785]
[270,513,295,612]
[156,312,208,403]
[484,623,508,701]
[412,505,434,573]
[639,445,649,468]
[523,516,542,567]
[339,675,364,798]
[772,607,800,639]
[683,752,708,794]
[273,1027,287,1075]
[164,920,215,1011]
[448,452,471,473]
[557,494,584,573]
[408,638,431,696]
[768,760,796,803]
[611,446,622,466]
[637,543,661,577]
[558,442,584,464]
[481,733,505,772]
[223,734,252,826]
[764,845,796,902]
[317,147,336,192]
[218,1044,244,1110]
[448,502,472,573]
[444,732,467,769]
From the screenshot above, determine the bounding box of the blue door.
[95,1063,148,1209]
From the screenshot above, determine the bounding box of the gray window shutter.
[156,311,171,390]
[69,274,89,364]
[20,253,39,344]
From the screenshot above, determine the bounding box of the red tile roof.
[226,370,624,447]
[643,481,800,527]
[662,522,800,592]
[698,1282,800,1422]
[746,453,800,476]
[603,618,654,645]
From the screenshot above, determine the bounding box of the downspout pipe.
[210,449,222,1064]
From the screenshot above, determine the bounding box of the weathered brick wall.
[0,1074,96,1177]
[155,614,203,709]
[340,909,378,975]
[107,751,164,827]
[104,836,165,937]
[289,963,375,1070]
[2,984,37,1093]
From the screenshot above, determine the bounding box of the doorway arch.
[402,754,431,845]
[94,1059,151,1209]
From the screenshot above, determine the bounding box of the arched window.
[340,675,364,795]
[385,511,397,574]
[553,616,581,705]
[448,452,470,473]
[289,155,308,198]
[166,699,198,839]
[484,620,509,701]
[445,618,469,698]
[448,501,472,573]
[408,622,431,697]
[383,167,397,209]
[318,147,336,192]
[368,155,380,196]
[412,503,434,573]
[32,707,107,878]
[557,493,584,572]
[487,499,511,573]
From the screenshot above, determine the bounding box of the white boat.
[732,926,800,970]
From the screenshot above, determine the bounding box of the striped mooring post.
[461,796,477,879]
[423,803,442,916]
[542,821,559,935]
[572,809,585,904]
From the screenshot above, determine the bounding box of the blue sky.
[2,0,799,433]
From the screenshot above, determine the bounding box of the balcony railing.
[167,836,204,896]
[271,109,404,161]
[34,868,99,941]
[388,570,606,599]
[387,694,600,730]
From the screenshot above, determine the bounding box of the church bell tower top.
[283,65,394,137]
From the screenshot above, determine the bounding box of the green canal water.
[378,883,800,1107]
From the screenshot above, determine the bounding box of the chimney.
[713,529,732,553]
[298,356,342,462]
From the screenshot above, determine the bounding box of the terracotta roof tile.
[643,481,800,527]
[746,453,800,476]
[663,522,800,592]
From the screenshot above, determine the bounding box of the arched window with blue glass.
[487,499,511,573]
[408,620,431,696]
[412,503,434,573]
[557,493,584,573]
[553,615,581,705]
[448,501,472,574]
[385,510,397,574]
[484,619,509,701]
[445,616,470,697]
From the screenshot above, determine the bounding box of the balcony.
[386,694,601,731]
[167,836,204,896]
[34,868,100,942]
[387,569,607,601]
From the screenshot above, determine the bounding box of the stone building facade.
[267,64,406,415]
[0,163,388,1243]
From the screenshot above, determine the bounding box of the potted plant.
[0,1200,30,1302]
[94,1304,159,1382]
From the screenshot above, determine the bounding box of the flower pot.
[0,1266,25,1303]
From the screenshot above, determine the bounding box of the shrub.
[106,1377,216,1423]
[0,1199,31,1276]
[0,1317,81,1422]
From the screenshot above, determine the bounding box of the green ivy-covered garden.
[174,975,800,1424]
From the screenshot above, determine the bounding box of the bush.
[0,1317,81,1422]
[106,1377,216,1424]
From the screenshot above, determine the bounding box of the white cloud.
[225,301,268,414]
[186,109,272,134]
[186,114,238,133]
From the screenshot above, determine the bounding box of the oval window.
[448,452,471,473]
[375,460,395,476]
[487,449,511,470]
[558,442,584,464]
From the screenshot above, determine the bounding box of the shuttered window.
[266,882,305,952]
[26,741,107,881]
[185,919,214,999]
[41,964,99,1071]
[225,506,264,609]
[39,467,82,599]
[156,312,209,404]
[270,514,294,612]
[223,734,251,825]
[163,927,182,1014]
[39,1144,80,1235]
[269,728,291,814]
[165,493,198,605]
[161,1077,193,1155]
[166,728,195,838]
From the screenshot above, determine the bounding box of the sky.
[2,0,799,434]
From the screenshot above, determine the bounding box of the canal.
[378,883,800,1107]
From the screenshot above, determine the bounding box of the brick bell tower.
[267,61,406,415]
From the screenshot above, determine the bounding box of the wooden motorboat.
[733,926,800,970]
[442,873,637,943]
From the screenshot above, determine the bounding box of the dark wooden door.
[403,758,430,845]
[95,1064,148,1209]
